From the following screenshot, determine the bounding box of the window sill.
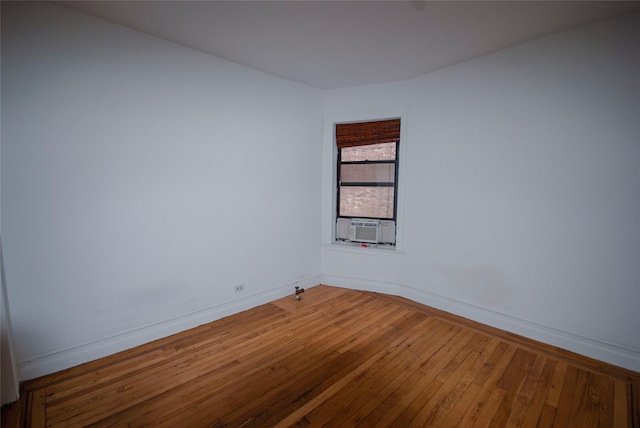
[323,241,405,255]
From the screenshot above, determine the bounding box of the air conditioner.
[349,219,379,243]
[336,218,396,244]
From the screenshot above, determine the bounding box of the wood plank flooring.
[2,285,639,427]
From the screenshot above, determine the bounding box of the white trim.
[323,242,405,255]
[320,274,640,372]
[18,276,322,381]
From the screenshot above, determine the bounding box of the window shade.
[335,119,400,149]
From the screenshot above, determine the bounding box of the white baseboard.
[20,273,638,380]
[321,274,640,372]
[18,276,322,381]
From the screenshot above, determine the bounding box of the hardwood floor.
[2,285,639,427]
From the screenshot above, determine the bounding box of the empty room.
[1,1,639,426]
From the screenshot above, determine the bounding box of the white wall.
[322,13,640,371]
[1,2,323,380]
[0,2,21,400]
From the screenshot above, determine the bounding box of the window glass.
[340,143,396,162]
[339,187,395,219]
[340,164,395,183]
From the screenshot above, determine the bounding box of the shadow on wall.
[2,238,21,404]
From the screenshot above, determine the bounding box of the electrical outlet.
[234,284,245,293]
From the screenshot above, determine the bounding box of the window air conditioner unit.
[350,219,379,243]
[336,218,396,244]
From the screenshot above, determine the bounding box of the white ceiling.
[55,1,640,89]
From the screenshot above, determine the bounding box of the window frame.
[336,141,400,222]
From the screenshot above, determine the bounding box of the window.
[336,119,400,221]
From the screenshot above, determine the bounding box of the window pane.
[341,142,396,162]
[339,186,395,219]
[341,163,395,183]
